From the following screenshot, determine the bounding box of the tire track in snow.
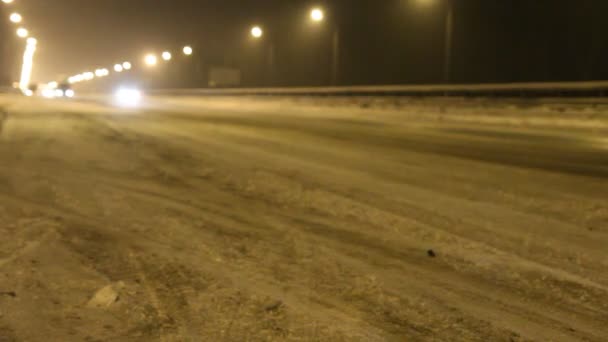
[0,109,7,135]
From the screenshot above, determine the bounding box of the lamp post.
[444,0,453,83]
[309,7,340,86]
[417,0,454,83]
[331,28,340,86]
[19,36,36,91]
[250,25,276,86]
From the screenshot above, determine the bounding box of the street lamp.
[68,75,83,84]
[249,25,275,86]
[144,54,158,66]
[114,64,123,72]
[417,0,453,83]
[310,8,324,22]
[16,27,28,38]
[308,8,339,86]
[183,46,193,55]
[251,26,263,39]
[95,68,108,77]
[162,51,172,61]
[19,35,36,91]
[9,12,21,23]
[2,0,14,4]
[122,61,132,70]
[444,0,454,83]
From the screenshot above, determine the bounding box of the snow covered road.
[0,95,607,341]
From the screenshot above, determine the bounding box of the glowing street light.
[95,68,109,77]
[144,54,158,66]
[122,61,132,70]
[310,8,324,22]
[183,46,193,56]
[68,76,79,84]
[251,26,263,39]
[114,64,124,72]
[83,72,94,80]
[19,36,37,91]
[2,0,14,4]
[9,12,22,23]
[16,27,28,38]
[162,51,172,61]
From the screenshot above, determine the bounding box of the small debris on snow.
[264,300,283,312]
[87,282,124,308]
[0,291,16,298]
[427,250,436,258]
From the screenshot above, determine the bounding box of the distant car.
[57,82,75,98]
[28,83,39,93]
[42,82,75,98]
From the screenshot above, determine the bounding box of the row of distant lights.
[2,0,39,94]
[54,6,325,86]
[3,0,32,40]
[66,46,193,85]
[64,7,324,84]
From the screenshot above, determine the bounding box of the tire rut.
[0,109,7,136]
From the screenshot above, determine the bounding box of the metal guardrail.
[151,81,608,97]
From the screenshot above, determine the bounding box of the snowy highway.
[0,95,607,341]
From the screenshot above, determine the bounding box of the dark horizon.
[2,0,608,88]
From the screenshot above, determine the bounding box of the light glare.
[16,27,28,38]
[94,68,109,77]
[42,89,55,98]
[162,51,172,61]
[311,8,324,22]
[19,36,37,91]
[115,87,142,107]
[144,54,158,66]
[251,26,263,38]
[10,12,22,23]
[183,46,193,55]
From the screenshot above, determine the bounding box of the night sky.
[2,0,608,87]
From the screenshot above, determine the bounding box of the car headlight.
[114,87,142,107]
